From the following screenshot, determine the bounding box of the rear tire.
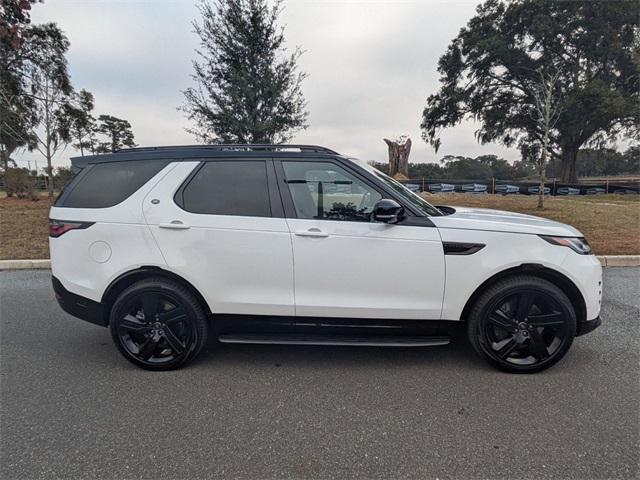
[467,275,576,373]
[109,277,208,370]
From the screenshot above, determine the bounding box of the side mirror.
[372,199,404,224]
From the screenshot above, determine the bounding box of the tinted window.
[282,161,382,221]
[59,160,170,208]
[181,161,271,217]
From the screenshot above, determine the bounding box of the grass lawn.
[0,195,52,260]
[0,193,638,259]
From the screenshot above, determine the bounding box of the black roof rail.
[116,144,340,155]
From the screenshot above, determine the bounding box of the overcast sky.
[20,0,526,169]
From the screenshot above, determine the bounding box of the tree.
[0,2,38,174]
[63,89,95,155]
[383,136,411,179]
[421,0,639,183]
[476,155,513,179]
[440,155,493,180]
[622,145,640,174]
[575,147,639,177]
[14,23,72,198]
[0,59,35,172]
[3,166,37,199]
[53,164,74,188]
[0,0,42,48]
[182,0,308,144]
[94,114,136,153]
[530,68,562,208]
[409,162,446,179]
[370,154,540,180]
[510,159,536,179]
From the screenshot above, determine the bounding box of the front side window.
[282,161,382,221]
[181,160,271,217]
[353,159,443,217]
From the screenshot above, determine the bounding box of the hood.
[430,206,583,237]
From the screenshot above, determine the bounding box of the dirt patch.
[0,197,52,260]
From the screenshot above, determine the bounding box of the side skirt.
[212,315,463,347]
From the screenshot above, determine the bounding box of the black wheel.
[467,275,576,373]
[109,277,208,370]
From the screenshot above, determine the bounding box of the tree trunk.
[45,139,54,199]
[1,148,14,197]
[559,146,578,183]
[0,147,14,171]
[383,137,411,179]
[397,137,411,179]
[537,171,546,209]
[46,155,54,199]
[538,133,549,209]
[384,139,398,176]
[77,127,84,156]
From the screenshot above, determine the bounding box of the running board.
[217,333,450,347]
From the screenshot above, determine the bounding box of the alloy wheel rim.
[481,290,569,366]
[116,291,194,365]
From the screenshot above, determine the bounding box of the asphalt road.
[1,269,638,480]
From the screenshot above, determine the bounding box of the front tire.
[109,277,209,370]
[467,275,576,373]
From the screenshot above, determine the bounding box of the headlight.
[540,235,593,255]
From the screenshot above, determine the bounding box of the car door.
[143,159,294,317]
[276,159,445,320]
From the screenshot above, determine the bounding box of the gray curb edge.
[1,256,639,271]
[0,259,52,270]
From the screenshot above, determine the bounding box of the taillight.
[49,219,94,238]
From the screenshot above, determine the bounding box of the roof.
[70,144,342,171]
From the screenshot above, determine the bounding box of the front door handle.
[159,220,190,230]
[294,227,329,238]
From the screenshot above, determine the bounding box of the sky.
[19,0,528,169]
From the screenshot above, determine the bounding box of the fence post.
[492,177,496,194]
[552,178,556,196]
[422,176,425,192]
[605,178,609,194]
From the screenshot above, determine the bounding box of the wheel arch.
[459,263,586,326]
[101,266,212,322]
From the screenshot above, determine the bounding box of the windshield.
[351,159,443,217]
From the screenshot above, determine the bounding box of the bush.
[54,166,75,190]
[4,168,39,200]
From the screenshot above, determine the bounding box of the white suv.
[50,144,602,372]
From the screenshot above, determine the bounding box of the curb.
[1,256,639,271]
[597,255,640,267]
[0,259,51,270]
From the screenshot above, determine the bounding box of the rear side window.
[179,161,271,217]
[57,160,170,208]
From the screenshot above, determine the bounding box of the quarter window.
[58,160,170,208]
[282,161,382,221]
[181,161,271,217]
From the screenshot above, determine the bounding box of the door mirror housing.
[372,199,404,224]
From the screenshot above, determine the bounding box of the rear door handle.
[159,220,190,230]
[294,227,329,238]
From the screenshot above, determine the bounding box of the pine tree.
[94,114,136,153]
[182,0,308,144]
[63,89,96,155]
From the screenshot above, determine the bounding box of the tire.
[467,275,576,373]
[109,277,209,370]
